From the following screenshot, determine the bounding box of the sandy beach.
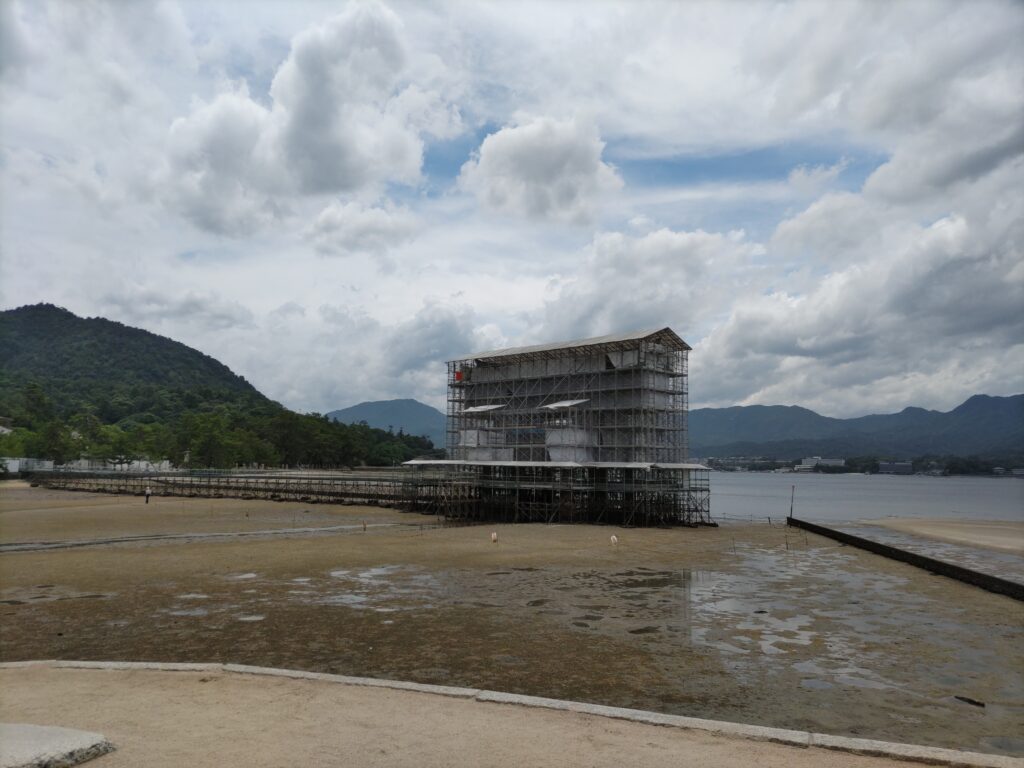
[2,481,1022,756]
[869,518,1024,554]
[0,664,925,768]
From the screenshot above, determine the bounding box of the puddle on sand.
[168,608,208,617]
[236,614,265,622]
[320,594,369,607]
[298,565,441,612]
[628,626,660,635]
[1,586,115,604]
[801,678,833,690]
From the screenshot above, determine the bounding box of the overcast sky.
[1,0,1022,416]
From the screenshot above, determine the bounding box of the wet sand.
[0,481,413,544]
[869,518,1024,554]
[1,483,1022,756]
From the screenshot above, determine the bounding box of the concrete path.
[1,663,1019,768]
[0,723,113,768]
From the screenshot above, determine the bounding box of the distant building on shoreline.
[878,461,913,475]
[795,456,845,472]
[403,328,712,526]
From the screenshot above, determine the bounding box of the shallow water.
[712,472,1024,523]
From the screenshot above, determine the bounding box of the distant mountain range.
[327,399,446,448]
[690,395,1023,459]
[329,394,1024,460]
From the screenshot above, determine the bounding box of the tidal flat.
[1,482,1021,756]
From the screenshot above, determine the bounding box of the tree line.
[0,381,437,469]
[707,454,1022,476]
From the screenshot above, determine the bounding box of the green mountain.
[0,304,433,467]
[0,303,269,425]
[690,395,1024,459]
[328,399,446,448]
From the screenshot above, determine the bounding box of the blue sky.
[1,0,1021,417]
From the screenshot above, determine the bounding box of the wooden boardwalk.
[37,468,713,527]
[41,469,418,508]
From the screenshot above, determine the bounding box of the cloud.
[159,86,281,236]
[0,0,31,81]
[268,3,421,194]
[383,302,480,375]
[459,116,622,223]
[786,159,848,197]
[693,196,1024,415]
[101,289,256,333]
[386,84,463,140]
[305,201,417,257]
[3,0,1023,422]
[541,228,764,341]
[865,121,1024,202]
[154,2,459,234]
[251,300,484,414]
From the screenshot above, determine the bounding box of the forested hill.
[0,303,268,422]
[0,304,433,468]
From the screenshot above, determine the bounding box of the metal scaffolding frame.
[403,460,712,526]
[425,328,712,526]
[446,328,691,463]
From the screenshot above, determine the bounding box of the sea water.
[711,472,1024,524]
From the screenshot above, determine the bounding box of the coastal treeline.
[0,305,435,468]
[0,381,434,468]
[708,455,1023,476]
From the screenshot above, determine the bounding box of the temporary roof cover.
[457,327,691,362]
[539,399,589,410]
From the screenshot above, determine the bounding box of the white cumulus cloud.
[153,2,459,234]
[459,116,622,223]
[306,201,417,257]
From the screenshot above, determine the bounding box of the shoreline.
[863,518,1024,554]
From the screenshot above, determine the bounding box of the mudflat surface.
[0,666,910,768]
[1,483,1022,756]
